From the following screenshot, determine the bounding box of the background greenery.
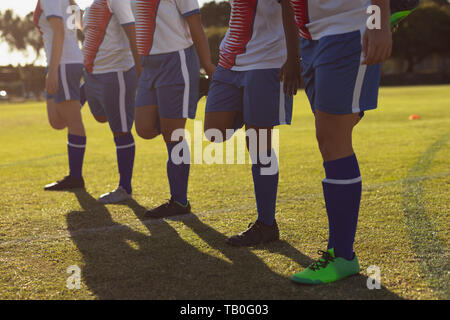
[0,86,448,299]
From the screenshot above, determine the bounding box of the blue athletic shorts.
[135,45,200,119]
[84,67,138,133]
[300,30,381,115]
[46,63,83,103]
[205,66,293,129]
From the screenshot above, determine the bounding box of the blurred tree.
[200,1,231,27]
[428,0,449,5]
[0,10,42,63]
[392,2,450,72]
[205,27,228,64]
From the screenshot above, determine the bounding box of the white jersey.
[83,0,135,74]
[135,0,200,56]
[33,0,83,65]
[218,0,286,71]
[290,0,370,40]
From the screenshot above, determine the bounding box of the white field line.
[0,172,448,248]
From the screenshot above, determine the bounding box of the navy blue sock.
[166,140,190,206]
[322,154,362,260]
[67,134,86,179]
[114,133,135,195]
[252,149,279,226]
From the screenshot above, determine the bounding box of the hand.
[361,27,392,65]
[279,57,301,96]
[204,63,216,79]
[46,70,59,95]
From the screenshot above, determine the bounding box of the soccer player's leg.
[44,64,86,191]
[291,30,381,284]
[135,68,160,140]
[97,68,138,204]
[226,68,293,247]
[143,86,194,219]
[46,98,66,130]
[135,104,160,140]
[84,71,108,124]
[135,54,163,140]
[204,67,244,142]
[226,124,281,247]
[144,46,201,219]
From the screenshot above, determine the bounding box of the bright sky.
[0,0,217,66]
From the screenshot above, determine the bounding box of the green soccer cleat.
[290,248,360,285]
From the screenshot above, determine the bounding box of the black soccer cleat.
[44,175,85,191]
[144,198,191,219]
[226,220,280,247]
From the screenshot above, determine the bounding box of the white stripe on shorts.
[60,64,70,101]
[352,30,367,113]
[279,81,286,125]
[322,176,362,185]
[117,71,127,133]
[178,49,190,118]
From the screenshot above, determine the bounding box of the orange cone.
[409,114,420,120]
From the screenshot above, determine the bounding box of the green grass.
[0,85,449,300]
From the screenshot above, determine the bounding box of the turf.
[0,85,448,300]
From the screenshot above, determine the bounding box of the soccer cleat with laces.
[98,186,132,204]
[144,198,191,219]
[44,175,85,191]
[226,220,279,247]
[290,248,360,285]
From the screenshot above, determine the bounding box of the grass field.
[0,85,448,300]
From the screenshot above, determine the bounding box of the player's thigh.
[243,69,293,128]
[160,117,187,144]
[135,105,160,139]
[244,124,274,153]
[315,110,360,139]
[56,100,85,136]
[204,79,243,142]
[46,98,66,130]
[135,79,160,139]
[85,90,107,123]
[313,30,380,115]
[204,111,240,142]
[102,69,138,134]
[84,72,108,124]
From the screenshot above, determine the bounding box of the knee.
[48,116,66,130]
[316,129,337,158]
[94,115,108,123]
[316,129,353,160]
[136,126,159,140]
[50,120,67,130]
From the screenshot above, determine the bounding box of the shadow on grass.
[66,189,402,300]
